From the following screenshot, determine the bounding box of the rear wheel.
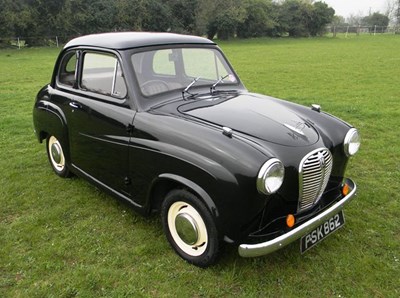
[161,189,219,267]
[46,135,71,178]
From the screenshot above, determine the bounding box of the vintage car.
[33,32,360,267]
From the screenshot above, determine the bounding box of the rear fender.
[33,99,70,162]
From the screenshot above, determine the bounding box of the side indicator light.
[286,214,295,228]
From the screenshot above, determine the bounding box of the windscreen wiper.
[210,74,229,94]
[182,76,201,99]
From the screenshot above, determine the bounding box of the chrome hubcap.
[168,201,208,256]
[48,136,65,172]
[51,142,62,164]
[175,213,198,245]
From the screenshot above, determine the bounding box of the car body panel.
[33,32,359,259]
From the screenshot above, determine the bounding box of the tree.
[0,0,338,44]
[195,0,246,39]
[363,12,390,28]
[277,0,314,37]
[56,0,103,36]
[166,0,198,33]
[237,0,277,38]
[114,0,147,31]
[384,0,400,25]
[308,1,334,36]
[0,0,23,38]
[397,0,400,26]
[331,15,346,27]
[346,13,364,26]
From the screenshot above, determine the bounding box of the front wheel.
[46,135,71,178]
[161,189,219,267]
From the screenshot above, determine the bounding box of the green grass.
[1,35,399,297]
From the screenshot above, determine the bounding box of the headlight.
[344,128,361,157]
[257,158,285,195]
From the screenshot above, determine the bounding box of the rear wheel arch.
[36,113,72,176]
[39,126,71,164]
[35,103,69,148]
[38,131,49,143]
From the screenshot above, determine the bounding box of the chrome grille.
[298,148,333,211]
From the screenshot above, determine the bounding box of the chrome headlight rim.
[257,158,285,195]
[344,128,360,157]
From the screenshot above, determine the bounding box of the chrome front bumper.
[238,178,357,257]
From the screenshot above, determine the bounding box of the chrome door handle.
[69,102,80,109]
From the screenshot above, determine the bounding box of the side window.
[59,51,77,86]
[81,52,127,98]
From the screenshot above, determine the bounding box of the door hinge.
[126,124,134,134]
[124,177,131,185]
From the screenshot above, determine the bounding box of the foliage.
[195,0,246,40]
[1,34,399,297]
[0,0,337,43]
[363,12,390,28]
[309,1,335,36]
[276,0,334,37]
[237,0,278,38]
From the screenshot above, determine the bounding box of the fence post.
[17,37,21,50]
[345,26,349,38]
[374,25,377,36]
[56,36,59,48]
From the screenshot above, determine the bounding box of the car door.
[67,51,135,197]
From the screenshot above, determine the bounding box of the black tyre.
[46,135,71,178]
[161,189,219,267]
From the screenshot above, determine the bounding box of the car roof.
[64,32,215,50]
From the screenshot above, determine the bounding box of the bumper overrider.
[238,178,356,257]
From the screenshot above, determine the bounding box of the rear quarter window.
[58,51,77,87]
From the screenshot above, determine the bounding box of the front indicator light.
[342,183,350,196]
[286,214,295,228]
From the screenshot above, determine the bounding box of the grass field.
[1,35,399,297]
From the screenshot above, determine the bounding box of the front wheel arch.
[152,173,219,218]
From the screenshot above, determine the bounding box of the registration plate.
[300,211,345,254]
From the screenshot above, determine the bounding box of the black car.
[33,32,360,267]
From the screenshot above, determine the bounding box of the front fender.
[157,173,220,218]
[132,111,272,242]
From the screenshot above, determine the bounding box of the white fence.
[327,25,400,37]
[0,36,73,49]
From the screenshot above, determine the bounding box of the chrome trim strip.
[284,123,305,136]
[238,178,356,258]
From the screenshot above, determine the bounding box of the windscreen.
[131,47,238,97]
